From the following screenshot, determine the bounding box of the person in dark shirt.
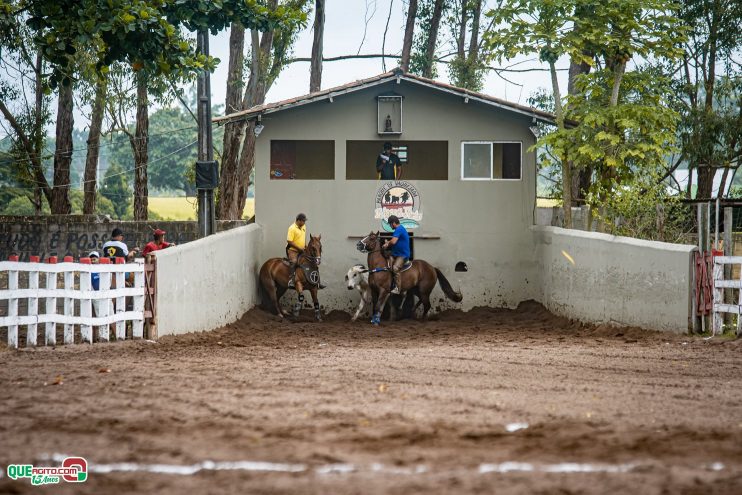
[376,142,402,180]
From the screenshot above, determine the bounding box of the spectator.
[142,229,175,256]
[89,251,102,317]
[102,227,139,261]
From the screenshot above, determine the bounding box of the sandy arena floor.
[1,302,741,494]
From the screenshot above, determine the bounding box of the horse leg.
[292,282,304,318]
[266,279,285,318]
[310,287,322,321]
[373,289,392,326]
[418,290,432,320]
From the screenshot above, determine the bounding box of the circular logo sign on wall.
[374,180,422,232]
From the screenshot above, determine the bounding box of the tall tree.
[309,0,325,92]
[674,0,742,199]
[449,0,487,90]
[50,82,73,214]
[400,0,418,71]
[83,75,107,214]
[131,72,149,220]
[218,0,310,220]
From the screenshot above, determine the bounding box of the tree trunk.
[548,60,571,228]
[567,57,591,206]
[131,73,149,221]
[422,0,445,78]
[697,165,715,199]
[456,0,467,60]
[309,0,325,92]
[218,22,247,220]
[83,77,107,214]
[467,0,482,63]
[51,83,73,214]
[400,0,418,71]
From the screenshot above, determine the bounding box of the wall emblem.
[374,181,422,232]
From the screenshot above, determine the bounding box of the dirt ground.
[1,302,741,494]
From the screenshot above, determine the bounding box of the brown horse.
[356,232,462,325]
[259,234,323,321]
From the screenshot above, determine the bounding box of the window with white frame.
[461,142,522,180]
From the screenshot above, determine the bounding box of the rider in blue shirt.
[382,215,410,294]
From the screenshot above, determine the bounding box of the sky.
[206,0,561,115]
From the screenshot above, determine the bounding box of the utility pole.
[196,29,217,237]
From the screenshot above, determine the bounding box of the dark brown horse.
[259,234,323,321]
[357,232,462,325]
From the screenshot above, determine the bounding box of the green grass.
[148,197,254,221]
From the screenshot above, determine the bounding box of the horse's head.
[356,231,381,253]
[305,234,322,265]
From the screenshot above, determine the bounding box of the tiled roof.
[213,69,556,125]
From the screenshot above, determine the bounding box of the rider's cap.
[153,229,166,236]
[111,227,123,238]
[387,215,400,225]
[296,213,307,221]
[383,142,392,150]
[88,251,100,258]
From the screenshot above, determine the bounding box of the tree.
[50,81,73,214]
[410,0,447,78]
[309,0,325,92]
[400,0,419,71]
[218,0,310,220]
[448,0,487,90]
[673,0,742,199]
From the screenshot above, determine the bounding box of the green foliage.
[409,0,448,77]
[0,0,307,87]
[0,195,49,215]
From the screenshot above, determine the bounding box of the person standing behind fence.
[142,229,175,256]
[102,227,139,262]
[89,251,103,317]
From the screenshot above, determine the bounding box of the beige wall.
[155,224,263,336]
[253,80,541,313]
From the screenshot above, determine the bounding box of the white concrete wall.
[154,224,263,336]
[533,226,696,333]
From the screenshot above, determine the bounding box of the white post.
[7,257,19,349]
[712,258,723,335]
[97,259,111,342]
[115,261,126,340]
[79,258,93,344]
[63,256,74,344]
[45,257,58,346]
[132,264,145,338]
[27,258,39,347]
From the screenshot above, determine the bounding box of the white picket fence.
[0,258,145,348]
[712,255,742,336]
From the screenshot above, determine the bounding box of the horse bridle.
[301,242,322,266]
[356,234,382,254]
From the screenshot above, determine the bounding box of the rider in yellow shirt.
[287,213,307,288]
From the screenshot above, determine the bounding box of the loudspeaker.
[196,160,219,189]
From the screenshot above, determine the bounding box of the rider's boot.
[391,271,401,294]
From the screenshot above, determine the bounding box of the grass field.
[148,197,254,221]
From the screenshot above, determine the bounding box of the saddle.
[280,258,321,287]
[388,259,413,272]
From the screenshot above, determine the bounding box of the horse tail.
[435,268,463,303]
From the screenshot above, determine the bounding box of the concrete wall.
[533,226,695,333]
[154,224,263,336]
[0,215,247,261]
[254,80,542,312]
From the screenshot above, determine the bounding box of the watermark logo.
[6,457,87,485]
[374,180,422,232]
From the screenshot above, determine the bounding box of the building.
[215,69,557,312]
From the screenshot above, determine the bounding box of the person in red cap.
[142,229,175,256]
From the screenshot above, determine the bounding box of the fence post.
[97,257,111,342]
[723,208,733,328]
[63,256,74,344]
[115,257,126,340]
[7,255,19,348]
[79,257,93,343]
[132,264,144,338]
[712,257,723,335]
[45,256,58,346]
[27,256,40,346]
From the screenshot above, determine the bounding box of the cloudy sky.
[207,0,561,115]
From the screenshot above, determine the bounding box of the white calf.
[345,264,372,321]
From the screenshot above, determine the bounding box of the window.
[270,140,334,180]
[346,140,448,180]
[377,95,403,134]
[461,142,522,180]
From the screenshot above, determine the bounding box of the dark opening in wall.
[455,261,468,272]
[346,141,448,180]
